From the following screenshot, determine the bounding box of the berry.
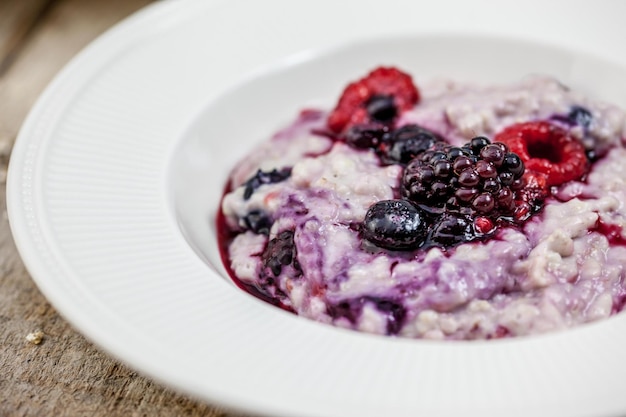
[344,124,389,149]
[502,153,524,177]
[370,297,406,335]
[381,124,443,165]
[428,212,475,247]
[365,95,397,123]
[243,167,292,200]
[262,230,301,277]
[453,155,474,173]
[551,105,600,161]
[472,193,495,213]
[327,67,420,133]
[469,136,490,154]
[474,216,495,235]
[401,137,525,219]
[567,105,593,129]
[242,210,272,235]
[458,168,480,187]
[495,120,587,186]
[479,144,506,167]
[362,199,427,250]
[327,296,406,335]
[516,171,550,212]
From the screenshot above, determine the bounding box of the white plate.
[8,1,626,416]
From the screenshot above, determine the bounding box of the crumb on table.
[26,330,44,345]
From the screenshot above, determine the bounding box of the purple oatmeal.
[218,67,626,340]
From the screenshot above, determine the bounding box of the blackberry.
[243,167,292,200]
[362,199,427,250]
[261,230,301,277]
[402,136,525,218]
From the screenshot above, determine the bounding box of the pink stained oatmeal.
[218,67,626,340]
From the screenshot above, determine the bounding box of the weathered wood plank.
[0,0,248,415]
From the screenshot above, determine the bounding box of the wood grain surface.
[0,1,246,416]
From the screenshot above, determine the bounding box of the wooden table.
[0,1,244,415]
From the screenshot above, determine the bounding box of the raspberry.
[328,67,420,133]
[495,121,588,187]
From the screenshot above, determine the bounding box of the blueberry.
[344,124,388,149]
[568,105,593,129]
[384,124,443,165]
[243,167,292,200]
[428,212,475,247]
[261,230,301,276]
[370,297,406,335]
[366,95,397,123]
[327,300,358,324]
[327,296,406,335]
[362,199,427,250]
[243,210,272,235]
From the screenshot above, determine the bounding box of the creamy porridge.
[218,67,626,340]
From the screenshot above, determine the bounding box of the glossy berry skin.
[327,67,420,134]
[428,213,475,247]
[402,137,525,219]
[362,199,427,250]
[344,124,389,149]
[382,124,443,165]
[495,120,588,186]
[243,167,292,200]
[366,95,397,123]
